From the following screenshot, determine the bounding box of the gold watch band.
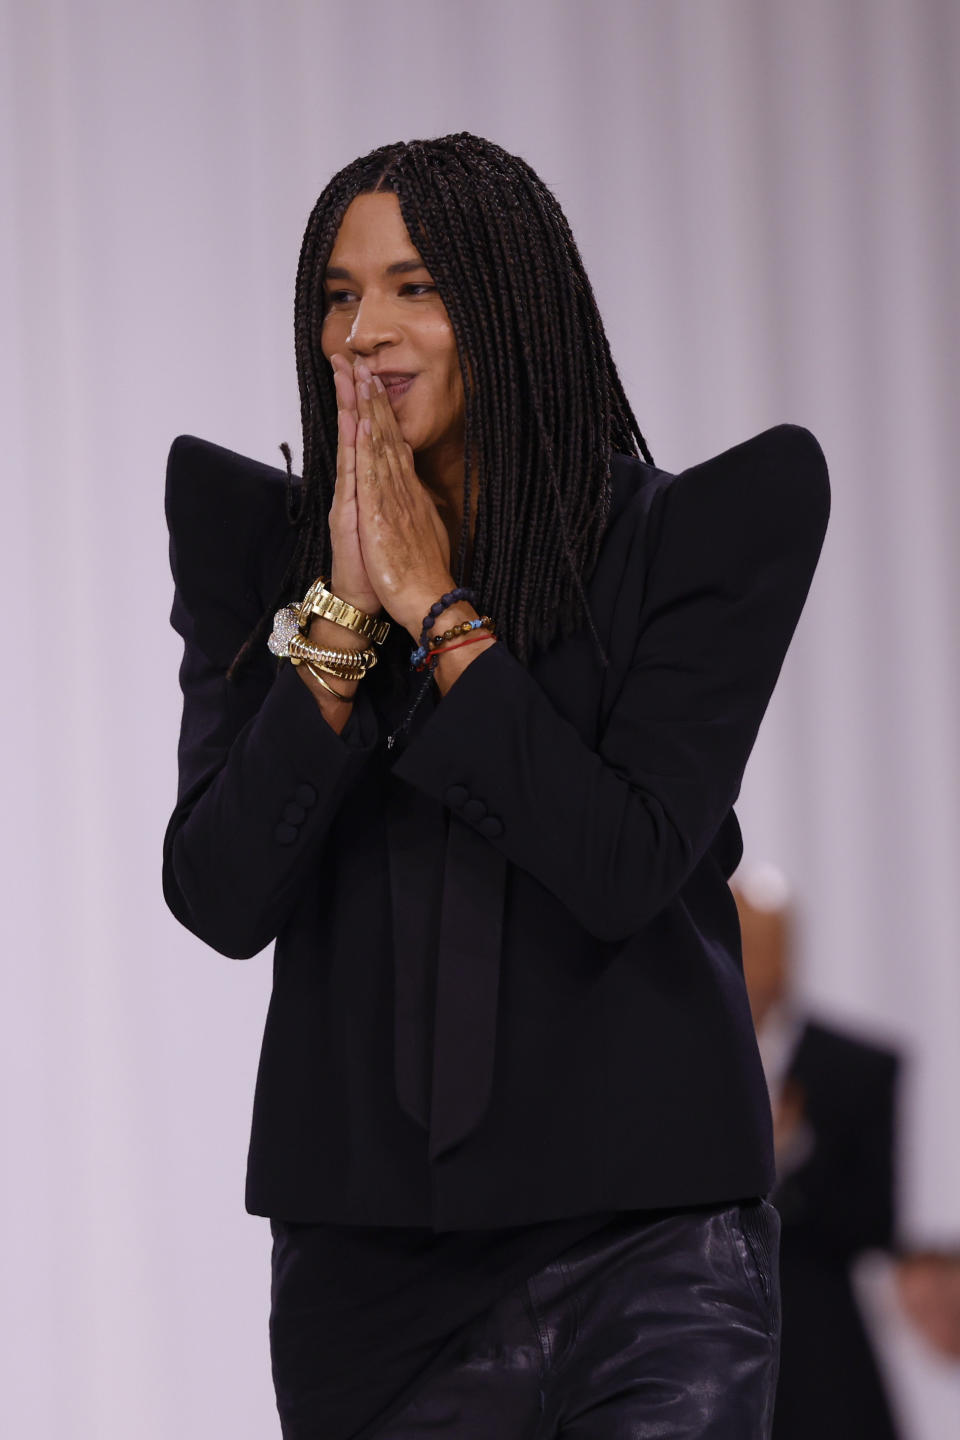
[299,578,391,645]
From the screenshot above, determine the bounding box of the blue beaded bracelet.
[416,587,478,660]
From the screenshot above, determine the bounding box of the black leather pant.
[374,1200,781,1438]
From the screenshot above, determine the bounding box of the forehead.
[328,192,422,267]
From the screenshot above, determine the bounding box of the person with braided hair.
[163,133,830,1438]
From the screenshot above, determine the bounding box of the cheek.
[320,313,349,359]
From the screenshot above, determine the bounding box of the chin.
[397,417,418,448]
[402,419,432,454]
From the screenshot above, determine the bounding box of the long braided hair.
[237,132,653,680]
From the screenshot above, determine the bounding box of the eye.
[401,283,437,297]
[325,289,357,306]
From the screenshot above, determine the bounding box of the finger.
[354,372,389,479]
[355,414,380,498]
[333,365,357,415]
[338,400,357,448]
[359,372,408,492]
[368,374,409,455]
[353,362,372,428]
[334,407,357,511]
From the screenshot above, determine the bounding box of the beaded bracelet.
[388,586,482,752]
[417,587,477,657]
[427,615,495,650]
[410,615,494,669]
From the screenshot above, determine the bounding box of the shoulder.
[678,422,828,541]
[604,426,830,640]
[612,424,829,550]
[633,424,830,603]
[165,434,299,617]
[664,422,826,543]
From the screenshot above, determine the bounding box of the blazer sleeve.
[391,424,830,943]
[161,435,380,960]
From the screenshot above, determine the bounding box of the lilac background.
[2,1,958,1434]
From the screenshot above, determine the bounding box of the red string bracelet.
[414,631,495,671]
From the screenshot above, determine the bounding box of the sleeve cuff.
[258,661,380,770]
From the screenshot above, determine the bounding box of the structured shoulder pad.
[673,423,828,561]
[640,424,830,618]
[165,434,299,664]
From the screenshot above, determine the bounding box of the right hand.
[327,353,382,618]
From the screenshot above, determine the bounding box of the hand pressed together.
[329,352,455,640]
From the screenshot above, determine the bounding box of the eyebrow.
[324,259,429,281]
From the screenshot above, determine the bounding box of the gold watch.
[298,577,391,645]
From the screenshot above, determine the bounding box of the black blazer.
[162,424,830,1228]
[773,1020,901,1440]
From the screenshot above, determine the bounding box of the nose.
[346,292,402,357]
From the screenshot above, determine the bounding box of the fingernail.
[361,417,371,436]
[355,362,371,380]
[359,380,370,400]
[372,375,384,394]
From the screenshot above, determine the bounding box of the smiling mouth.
[375,374,416,401]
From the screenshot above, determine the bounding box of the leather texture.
[358,1201,782,1439]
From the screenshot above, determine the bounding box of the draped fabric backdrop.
[2,1,957,1435]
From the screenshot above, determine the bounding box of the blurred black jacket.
[162,424,830,1228]
[774,1020,901,1440]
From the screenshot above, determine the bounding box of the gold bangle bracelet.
[304,661,353,701]
[289,632,376,675]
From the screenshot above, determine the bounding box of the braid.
[231,133,655,680]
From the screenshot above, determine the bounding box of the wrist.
[431,630,497,695]
[329,581,383,618]
[307,615,373,654]
[401,579,469,643]
[295,661,358,731]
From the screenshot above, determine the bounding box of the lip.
[371,371,417,400]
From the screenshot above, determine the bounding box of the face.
[319,191,466,459]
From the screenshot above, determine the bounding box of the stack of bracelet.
[267,576,387,702]
[387,588,497,749]
[411,615,496,672]
[288,632,375,700]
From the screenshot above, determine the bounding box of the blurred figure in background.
[897,1250,960,1363]
[733,864,902,1440]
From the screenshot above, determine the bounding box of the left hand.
[351,359,454,636]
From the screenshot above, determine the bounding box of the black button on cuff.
[282,802,307,826]
[444,784,469,810]
[478,815,504,838]
[463,798,487,823]
[294,783,318,808]
[274,823,298,846]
